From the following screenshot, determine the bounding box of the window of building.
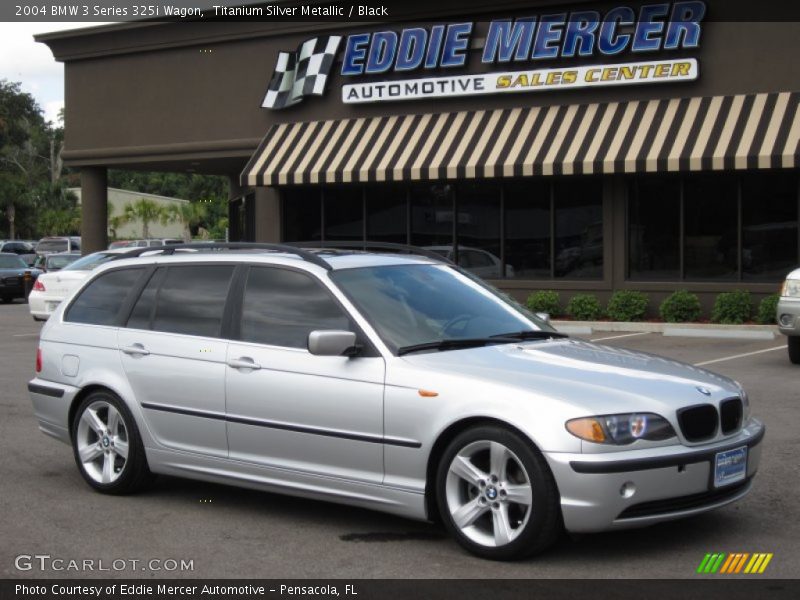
[504,181,551,279]
[457,182,503,277]
[239,267,350,348]
[282,187,321,242]
[66,268,144,326]
[324,186,364,241]
[554,179,604,279]
[138,265,235,337]
[627,171,799,282]
[628,177,681,280]
[366,185,407,244]
[742,171,799,281]
[410,184,455,248]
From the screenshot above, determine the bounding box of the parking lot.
[1,299,797,579]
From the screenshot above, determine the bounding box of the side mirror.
[308,330,359,357]
[535,312,551,325]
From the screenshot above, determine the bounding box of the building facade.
[38,1,800,310]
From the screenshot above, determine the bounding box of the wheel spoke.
[490,442,509,481]
[113,438,128,459]
[452,497,488,529]
[82,409,105,435]
[504,483,532,506]
[492,504,513,546]
[106,406,120,436]
[101,453,114,483]
[450,455,488,486]
[78,443,103,463]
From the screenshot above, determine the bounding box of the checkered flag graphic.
[261,36,342,110]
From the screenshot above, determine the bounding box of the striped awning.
[242,91,800,186]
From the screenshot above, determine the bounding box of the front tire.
[436,425,562,560]
[789,336,800,365]
[71,391,152,494]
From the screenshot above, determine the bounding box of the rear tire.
[436,425,562,560]
[70,390,153,494]
[789,336,800,365]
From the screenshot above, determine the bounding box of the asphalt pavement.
[1,300,797,579]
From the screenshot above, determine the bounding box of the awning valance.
[241,91,800,187]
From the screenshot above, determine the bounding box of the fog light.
[620,482,636,499]
[779,314,794,327]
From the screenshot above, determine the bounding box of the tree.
[122,198,169,238]
[168,201,206,242]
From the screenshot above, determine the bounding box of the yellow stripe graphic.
[744,554,760,573]
[758,554,773,573]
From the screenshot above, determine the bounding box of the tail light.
[35,348,42,373]
[32,280,45,292]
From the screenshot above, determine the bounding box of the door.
[225,266,385,484]
[118,264,236,458]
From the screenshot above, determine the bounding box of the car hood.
[398,338,740,414]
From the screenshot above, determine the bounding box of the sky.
[0,22,111,124]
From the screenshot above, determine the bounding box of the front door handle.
[121,344,150,356]
[227,357,261,370]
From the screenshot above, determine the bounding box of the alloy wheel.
[75,400,129,484]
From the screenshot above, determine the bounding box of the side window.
[240,267,351,349]
[138,265,234,337]
[126,268,165,330]
[65,268,144,326]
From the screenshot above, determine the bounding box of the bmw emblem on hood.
[696,386,711,396]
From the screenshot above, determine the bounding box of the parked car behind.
[33,252,81,273]
[0,253,41,303]
[108,239,182,249]
[778,267,800,364]
[28,248,131,321]
[426,245,515,278]
[36,236,81,256]
[0,240,37,266]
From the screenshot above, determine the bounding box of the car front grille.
[720,397,744,434]
[617,480,750,520]
[678,404,719,442]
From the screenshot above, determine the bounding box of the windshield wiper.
[490,330,568,341]
[398,337,519,356]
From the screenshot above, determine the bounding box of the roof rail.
[111,242,333,271]
[286,240,455,265]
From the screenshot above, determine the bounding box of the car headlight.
[781,279,800,298]
[566,413,677,445]
[734,381,751,420]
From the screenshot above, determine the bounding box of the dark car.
[0,240,37,267]
[0,253,41,303]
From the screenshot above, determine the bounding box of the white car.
[29,249,133,321]
[777,267,800,364]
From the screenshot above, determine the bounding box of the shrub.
[659,290,702,323]
[566,294,603,321]
[606,291,649,321]
[756,294,780,325]
[712,290,753,324]
[526,291,561,317]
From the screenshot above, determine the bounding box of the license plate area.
[714,446,747,488]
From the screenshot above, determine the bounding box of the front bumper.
[777,296,800,336]
[544,419,764,533]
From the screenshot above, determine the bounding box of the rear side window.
[240,267,350,348]
[65,268,144,326]
[127,265,234,337]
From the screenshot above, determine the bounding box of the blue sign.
[341,1,705,77]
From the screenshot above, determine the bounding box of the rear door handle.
[227,357,261,370]
[121,344,150,356]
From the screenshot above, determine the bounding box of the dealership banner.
[343,59,698,104]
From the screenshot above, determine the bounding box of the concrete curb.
[551,320,779,340]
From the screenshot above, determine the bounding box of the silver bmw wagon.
[28,243,764,560]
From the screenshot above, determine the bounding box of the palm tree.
[122,198,169,238]
[168,201,207,243]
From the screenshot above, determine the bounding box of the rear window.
[127,265,235,337]
[65,268,144,326]
[63,252,119,271]
[0,255,26,269]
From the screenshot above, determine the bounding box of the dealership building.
[38,0,800,309]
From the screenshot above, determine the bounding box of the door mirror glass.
[308,330,358,357]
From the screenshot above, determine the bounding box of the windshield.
[0,255,26,269]
[331,264,553,354]
[63,252,119,271]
